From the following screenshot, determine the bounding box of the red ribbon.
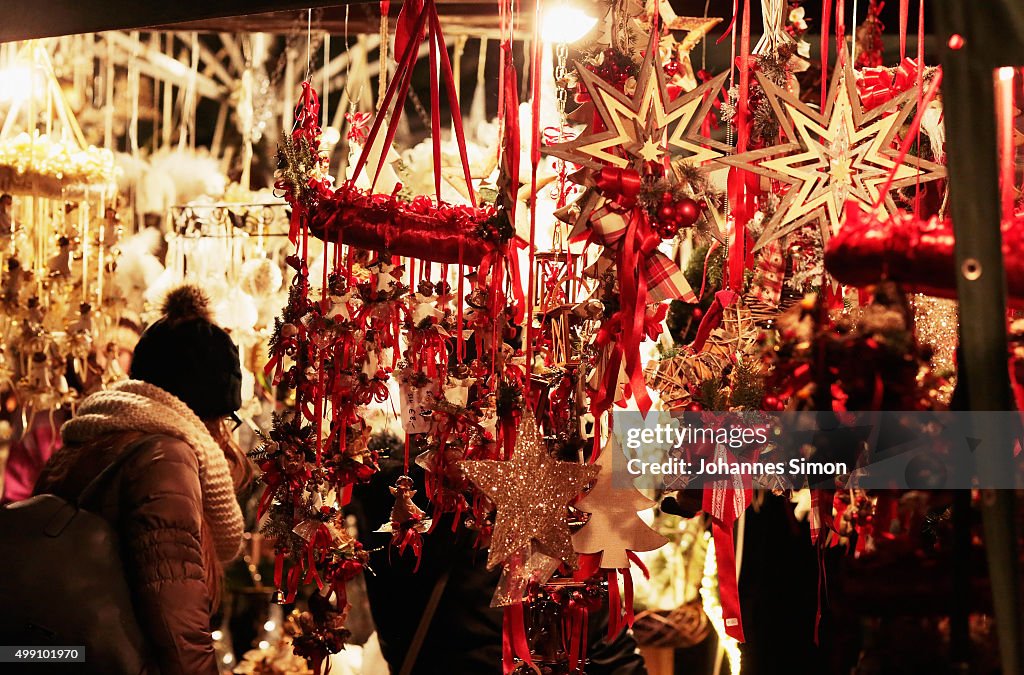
[727,168,758,290]
[857,58,923,109]
[689,289,738,353]
[594,167,643,209]
[502,603,537,675]
[703,454,751,643]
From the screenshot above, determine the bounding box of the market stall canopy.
[2,0,934,43]
[4,0,550,42]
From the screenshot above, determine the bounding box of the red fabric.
[702,449,752,643]
[2,415,63,504]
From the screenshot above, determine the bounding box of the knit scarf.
[62,380,245,562]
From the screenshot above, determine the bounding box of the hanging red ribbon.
[899,0,909,61]
[702,447,752,643]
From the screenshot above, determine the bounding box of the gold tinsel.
[910,294,958,404]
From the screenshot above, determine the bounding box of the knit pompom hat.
[130,286,242,420]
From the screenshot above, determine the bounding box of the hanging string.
[323,32,331,130]
[821,0,832,109]
[835,0,846,67]
[914,0,925,218]
[899,0,909,61]
[524,0,543,388]
[379,0,390,105]
[850,0,858,65]
[306,9,313,81]
[702,0,711,72]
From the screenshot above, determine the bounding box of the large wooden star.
[719,54,945,251]
[547,41,728,171]
[460,413,599,572]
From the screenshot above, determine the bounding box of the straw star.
[547,41,728,171]
[720,55,945,251]
[461,413,599,571]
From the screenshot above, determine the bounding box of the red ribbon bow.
[857,58,922,109]
[595,167,643,209]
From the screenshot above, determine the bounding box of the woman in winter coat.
[34,286,254,675]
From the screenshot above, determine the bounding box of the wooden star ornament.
[547,39,729,171]
[719,50,946,251]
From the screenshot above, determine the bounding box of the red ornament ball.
[656,222,680,239]
[674,197,702,227]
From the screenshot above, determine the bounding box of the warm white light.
[263,620,276,631]
[0,64,37,104]
[211,630,223,641]
[541,4,598,44]
[258,640,271,650]
[998,66,1016,82]
[222,654,233,665]
[321,126,341,147]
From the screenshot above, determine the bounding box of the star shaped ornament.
[460,413,599,574]
[547,41,728,171]
[720,53,945,251]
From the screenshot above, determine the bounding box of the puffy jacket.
[34,431,219,675]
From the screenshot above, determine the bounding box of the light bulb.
[0,65,37,104]
[541,4,598,44]
[321,126,341,147]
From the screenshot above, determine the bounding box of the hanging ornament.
[719,48,946,252]
[460,412,599,605]
[572,440,667,569]
[375,475,431,568]
[547,44,728,171]
[573,439,667,639]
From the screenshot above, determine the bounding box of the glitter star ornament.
[720,51,945,251]
[547,38,728,171]
[461,412,599,573]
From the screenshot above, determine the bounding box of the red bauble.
[657,222,680,239]
[674,198,702,228]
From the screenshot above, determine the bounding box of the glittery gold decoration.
[547,40,728,171]
[910,294,958,404]
[719,51,946,251]
[461,412,599,571]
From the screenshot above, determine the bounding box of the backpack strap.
[76,434,168,508]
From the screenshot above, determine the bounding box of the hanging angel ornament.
[375,474,432,568]
[101,341,128,387]
[324,280,358,323]
[66,303,95,381]
[443,367,476,408]
[2,258,24,305]
[48,236,73,279]
[410,279,445,327]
